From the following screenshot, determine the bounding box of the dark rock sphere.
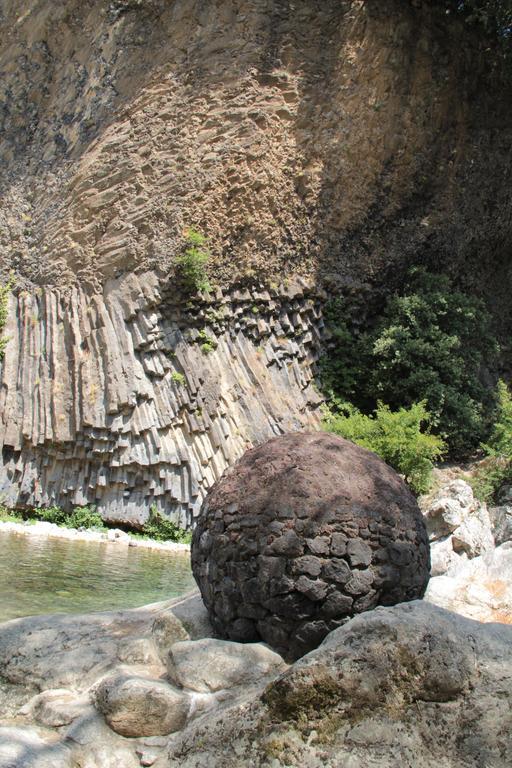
[191,431,430,660]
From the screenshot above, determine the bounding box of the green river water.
[0,531,196,623]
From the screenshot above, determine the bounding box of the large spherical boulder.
[191,432,430,660]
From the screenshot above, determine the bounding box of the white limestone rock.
[422,479,494,571]
[20,688,90,727]
[167,638,288,693]
[426,542,512,624]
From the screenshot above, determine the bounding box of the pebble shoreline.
[0,519,190,554]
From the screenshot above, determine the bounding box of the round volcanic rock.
[191,432,430,660]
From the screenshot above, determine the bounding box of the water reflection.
[0,531,195,623]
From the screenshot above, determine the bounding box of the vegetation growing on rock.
[176,229,211,294]
[470,380,512,501]
[0,278,12,360]
[322,400,445,494]
[322,269,499,460]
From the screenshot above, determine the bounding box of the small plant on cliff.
[176,229,211,294]
[197,329,217,354]
[171,371,185,385]
[323,399,445,494]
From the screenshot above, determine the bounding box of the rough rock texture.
[426,542,512,625]
[160,602,512,768]
[0,1,509,300]
[489,505,512,546]
[0,0,510,525]
[2,596,512,767]
[167,639,287,693]
[192,431,430,659]
[0,591,210,692]
[422,479,495,575]
[0,276,323,525]
[92,674,189,737]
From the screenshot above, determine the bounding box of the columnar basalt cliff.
[0,0,510,523]
[0,275,323,525]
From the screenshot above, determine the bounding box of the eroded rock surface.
[192,431,430,659]
[161,601,512,768]
[422,479,495,575]
[92,674,189,737]
[167,639,287,693]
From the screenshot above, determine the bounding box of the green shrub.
[142,505,191,543]
[66,506,105,529]
[33,505,69,525]
[369,270,498,455]
[323,399,445,494]
[171,371,185,385]
[470,380,512,501]
[176,229,211,294]
[322,269,499,457]
[0,505,22,523]
[197,329,217,354]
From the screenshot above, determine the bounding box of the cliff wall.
[0,0,510,523]
[0,275,323,525]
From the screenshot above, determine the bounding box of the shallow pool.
[0,531,196,623]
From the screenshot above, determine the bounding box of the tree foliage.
[322,269,499,457]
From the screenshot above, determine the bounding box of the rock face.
[0,276,323,526]
[167,638,287,693]
[422,479,495,575]
[192,431,430,659]
[163,602,512,768]
[0,0,510,527]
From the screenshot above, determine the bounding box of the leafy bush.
[176,229,211,294]
[470,380,512,501]
[33,505,69,525]
[142,505,191,543]
[171,371,185,385]
[25,504,105,528]
[323,399,446,494]
[322,269,499,457]
[66,506,105,529]
[0,505,22,523]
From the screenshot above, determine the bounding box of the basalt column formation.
[0,276,324,527]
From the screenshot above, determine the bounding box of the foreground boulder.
[92,674,189,737]
[161,601,512,768]
[167,638,287,693]
[192,431,430,659]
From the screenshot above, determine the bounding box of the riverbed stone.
[167,638,287,693]
[92,673,189,737]
[192,432,430,659]
[21,688,90,727]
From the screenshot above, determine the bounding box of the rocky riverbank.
[1,477,511,767]
[0,592,510,768]
[0,520,190,554]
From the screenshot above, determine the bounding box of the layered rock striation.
[0,276,323,526]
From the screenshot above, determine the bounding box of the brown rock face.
[192,431,430,660]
